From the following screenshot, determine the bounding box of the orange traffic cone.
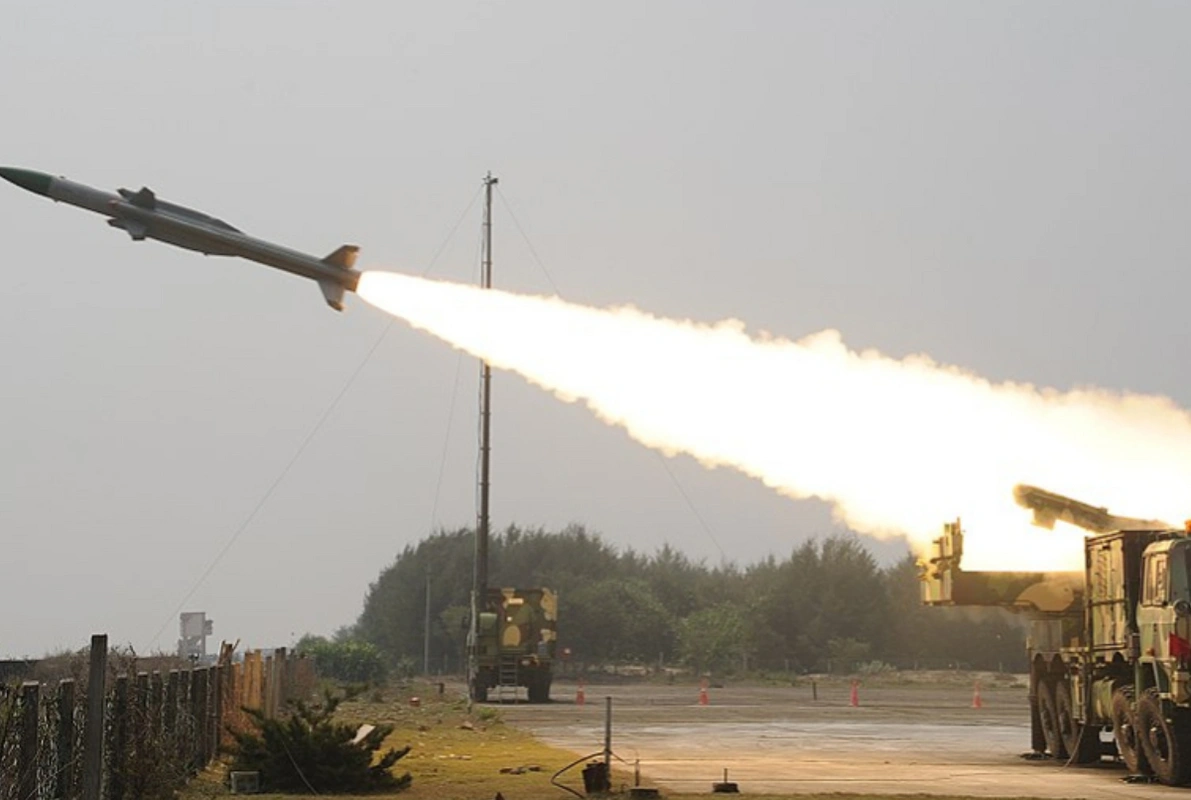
[576,677,586,707]
[699,678,710,706]
[849,680,859,707]
[971,681,983,709]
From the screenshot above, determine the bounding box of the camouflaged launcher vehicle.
[469,587,557,703]
[921,485,1191,785]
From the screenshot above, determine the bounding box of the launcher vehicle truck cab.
[920,486,1191,786]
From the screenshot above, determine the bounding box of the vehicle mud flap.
[1038,678,1067,759]
[1029,662,1046,754]
[1056,679,1099,763]
[1030,692,1046,754]
[1112,685,1151,776]
[1137,688,1191,786]
[527,672,552,704]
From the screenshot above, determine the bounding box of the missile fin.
[322,245,359,270]
[118,187,157,209]
[108,217,148,241]
[318,280,346,311]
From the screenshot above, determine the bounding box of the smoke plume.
[357,271,1191,571]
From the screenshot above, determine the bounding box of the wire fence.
[0,636,315,800]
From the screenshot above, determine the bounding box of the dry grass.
[181,679,629,800]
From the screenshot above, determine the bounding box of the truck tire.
[1112,686,1151,775]
[1137,687,1191,786]
[1038,678,1067,759]
[1055,679,1099,763]
[471,679,488,703]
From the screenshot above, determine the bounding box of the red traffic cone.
[699,678,710,706]
[576,677,586,707]
[849,680,859,707]
[971,681,983,709]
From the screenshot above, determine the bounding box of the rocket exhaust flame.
[357,271,1191,571]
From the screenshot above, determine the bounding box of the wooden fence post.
[58,678,76,800]
[165,670,179,752]
[211,665,223,758]
[150,672,164,741]
[187,669,200,772]
[273,647,287,714]
[247,651,262,711]
[81,634,107,800]
[196,668,210,767]
[263,655,274,719]
[111,675,128,800]
[18,682,39,800]
[221,662,237,748]
[179,670,192,765]
[135,672,149,757]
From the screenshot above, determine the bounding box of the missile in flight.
[0,167,361,310]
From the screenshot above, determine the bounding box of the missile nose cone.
[0,167,53,197]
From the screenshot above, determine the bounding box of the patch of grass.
[180,679,1050,800]
[181,680,628,800]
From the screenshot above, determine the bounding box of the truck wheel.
[1138,688,1191,785]
[1038,678,1067,759]
[1112,686,1151,775]
[1056,679,1099,763]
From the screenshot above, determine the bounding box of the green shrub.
[230,690,411,794]
[298,639,388,684]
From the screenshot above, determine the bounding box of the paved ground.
[496,676,1186,798]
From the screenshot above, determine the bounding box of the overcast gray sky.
[2,1,1188,658]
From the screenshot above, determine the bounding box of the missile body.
[1013,483,1168,533]
[0,167,360,310]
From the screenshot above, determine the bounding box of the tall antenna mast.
[474,172,497,626]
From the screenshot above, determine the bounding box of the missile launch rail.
[921,487,1191,785]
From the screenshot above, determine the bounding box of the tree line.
[347,525,1026,676]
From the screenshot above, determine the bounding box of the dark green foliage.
[293,637,387,683]
[356,524,1027,674]
[565,577,676,662]
[678,602,747,673]
[229,690,411,794]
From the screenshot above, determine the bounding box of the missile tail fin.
[322,245,359,270]
[318,280,346,311]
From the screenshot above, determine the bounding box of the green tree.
[678,602,747,674]
[564,577,676,663]
[880,554,1026,671]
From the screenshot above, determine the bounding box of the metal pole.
[476,172,497,599]
[471,171,497,702]
[424,568,431,675]
[604,696,612,767]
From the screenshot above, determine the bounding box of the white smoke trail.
[357,271,1191,571]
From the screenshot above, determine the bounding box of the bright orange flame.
[357,271,1191,571]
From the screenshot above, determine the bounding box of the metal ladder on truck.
[496,654,519,703]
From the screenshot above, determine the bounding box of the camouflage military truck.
[921,485,1191,785]
[469,587,557,703]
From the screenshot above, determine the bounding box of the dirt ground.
[494,674,1184,799]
